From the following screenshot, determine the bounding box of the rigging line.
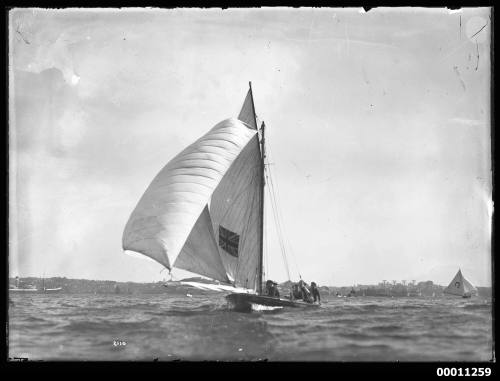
[266,169,288,270]
[269,171,296,273]
[266,166,288,253]
[266,155,294,276]
[260,123,293,282]
[270,197,291,281]
[262,141,267,282]
[271,179,300,280]
[266,149,303,279]
[266,185,289,281]
[264,181,269,281]
[265,172,282,259]
[266,168,291,281]
[268,185,291,280]
[263,162,274,282]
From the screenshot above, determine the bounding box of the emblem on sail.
[122,84,264,291]
[218,226,240,257]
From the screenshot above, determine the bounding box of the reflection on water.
[8,293,493,361]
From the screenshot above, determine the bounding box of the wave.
[459,304,492,311]
[370,324,404,332]
[62,317,160,334]
[103,302,163,311]
[146,304,225,317]
[59,302,80,308]
[8,293,492,361]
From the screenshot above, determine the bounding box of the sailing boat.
[122,83,317,312]
[443,269,478,298]
[9,276,62,294]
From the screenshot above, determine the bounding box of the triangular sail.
[444,270,477,296]
[207,85,264,291]
[462,276,478,294]
[238,87,258,130]
[122,118,258,277]
[209,134,263,290]
[173,205,229,282]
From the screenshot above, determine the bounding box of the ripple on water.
[8,294,492,361]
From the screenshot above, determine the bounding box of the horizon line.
[8,275,493,288]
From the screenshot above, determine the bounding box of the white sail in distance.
[122,117,258,282]
[443,269,478,296]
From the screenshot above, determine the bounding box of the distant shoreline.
[9,276,492,297]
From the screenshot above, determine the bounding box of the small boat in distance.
[9,284,38,293]
[443,269,477,298]
[9,276,62,294]
[122,83,319,312]
[9,286,63,293]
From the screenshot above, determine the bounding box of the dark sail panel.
[238,87,257,130]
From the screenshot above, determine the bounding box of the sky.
[9,7,492,287]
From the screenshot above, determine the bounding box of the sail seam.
[171,148,238,162]
[168,157,232,168]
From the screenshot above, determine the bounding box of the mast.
[259,121,265,295]
[249,81,264,295]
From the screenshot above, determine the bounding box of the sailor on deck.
[310,282,321,304]
[290,283,302,300]
[298,280,314,303]
[265,280,280,298]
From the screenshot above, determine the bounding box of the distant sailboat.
[9,276,62,294]
[122,83,317,312]
[443,269,477,298]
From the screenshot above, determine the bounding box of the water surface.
[8,293,493,361]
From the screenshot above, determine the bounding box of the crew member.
[265,280,280,298]
[299,280,313,303]
[271,282,280,298]
[310,282,321,304]
[290,283,302,300]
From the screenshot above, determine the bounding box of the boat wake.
[251,304,283,312]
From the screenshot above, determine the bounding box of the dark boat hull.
[226,293,320,312]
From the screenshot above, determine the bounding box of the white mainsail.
[122,117,258,282]
[205,86,263,290]
[209,134,263,289]
[443,269,478,296]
